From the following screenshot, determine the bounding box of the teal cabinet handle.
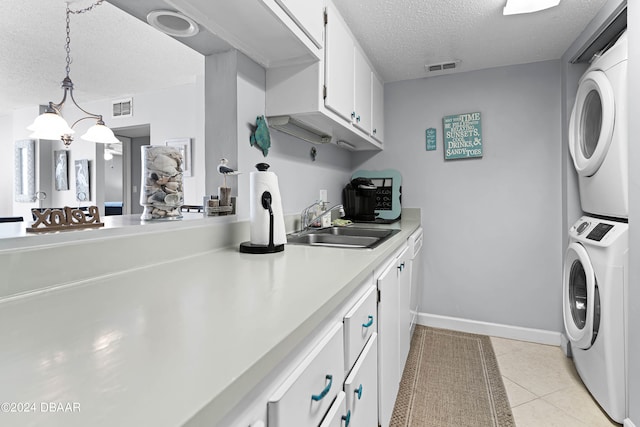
[311,374,333,401]
[342,410,351,426]
[355,384,363,400]
[362,315,374,328]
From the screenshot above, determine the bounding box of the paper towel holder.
[239,189,285,254]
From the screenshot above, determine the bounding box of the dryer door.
[568,70,615,177]
[563,242,600,349]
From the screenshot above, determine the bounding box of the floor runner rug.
[390,325,515,427]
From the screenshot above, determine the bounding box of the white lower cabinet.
[344,333,378,427]
[343,285,377,372]
[268,322,345,427]
[377,244,410,427]
[319,391,349,427]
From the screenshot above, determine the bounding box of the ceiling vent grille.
[112,98,133,118]
[425,60,461,74]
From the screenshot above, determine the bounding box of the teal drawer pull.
[342,410,351,426]
[362,315,374,328]
[355,384,363,400]
[311,374,333,401]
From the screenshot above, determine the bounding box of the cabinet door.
[324,3,354,122]
[353,47,372,133]
[268,323,345,427]
[343,285,377,372]
[275,0,324,48]
[371,72,384,143]
[319,391,349,427]
[398,249,411,367]
[344,334,378,427]
[377,258,400,427]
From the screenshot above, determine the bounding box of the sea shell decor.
[140,145,183,220]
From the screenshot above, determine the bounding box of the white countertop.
[0,210,420,426]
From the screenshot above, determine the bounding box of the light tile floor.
[490,336,620,427]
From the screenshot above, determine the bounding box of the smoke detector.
[424,60,462,74]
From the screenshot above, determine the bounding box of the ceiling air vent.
[112,98,133,118]
[425,60,461,74]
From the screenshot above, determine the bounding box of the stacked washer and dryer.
[564,30,628,423]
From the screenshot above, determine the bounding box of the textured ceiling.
[334,0,609,82]
[0,0,610,117]
[0,0,203,116]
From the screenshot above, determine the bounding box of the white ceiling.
[333,0,609,82]
[0,0,610,117]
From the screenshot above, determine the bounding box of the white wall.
[9,106,41,221]
[234,52,352,219]
[0,114,13,216]
[353,60,563,332]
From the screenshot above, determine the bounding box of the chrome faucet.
[300,202,345,231]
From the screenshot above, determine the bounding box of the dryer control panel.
[569,216,628,249]
[587,223,614,241]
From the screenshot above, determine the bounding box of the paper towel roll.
[249,170,286,246]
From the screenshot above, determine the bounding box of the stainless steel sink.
[287,227,399,249]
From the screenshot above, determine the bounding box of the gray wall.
[104,154,123,202]
[130,136,149,215]
[353,60,563,332]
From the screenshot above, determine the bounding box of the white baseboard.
[624,418,637,427]
[417,312,562,346]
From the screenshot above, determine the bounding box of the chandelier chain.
[64,1,105,78]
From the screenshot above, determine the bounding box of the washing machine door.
[568,70,615,177]
[563,242,600,349]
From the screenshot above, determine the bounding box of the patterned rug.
[390,325,515,427]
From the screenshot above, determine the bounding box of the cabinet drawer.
[319,391,349,427]
[268,322,345,427]
[344,334,378,427]
[344,285,377,372]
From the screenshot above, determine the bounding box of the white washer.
[569,31,628,219]
[563,215,628,422]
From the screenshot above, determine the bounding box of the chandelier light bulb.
[81,122,120,144]
[28,112,75,140]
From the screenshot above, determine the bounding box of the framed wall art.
[443,112,483,160]
[54,150,69,191]
[426,128,437,151]
[75,159,91,201]
[166,138,192,177]
[14,139,36,203]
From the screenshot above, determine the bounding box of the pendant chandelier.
[27,0,118,146]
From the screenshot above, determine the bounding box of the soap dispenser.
[239,163,286,254]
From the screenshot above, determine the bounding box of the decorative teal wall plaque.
[426,128,437,151]
[442,112,483,160]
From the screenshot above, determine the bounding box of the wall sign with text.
[442,112,483,160]
[426,128,437,151]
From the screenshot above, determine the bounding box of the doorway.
[95,124,150,216]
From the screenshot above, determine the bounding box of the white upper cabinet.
[324,2,354,122]
[275,0,324,48]
[325,3,372,134]
[168,0,322,68]
[354,48,372,134]
[265,0,384,151]
[371,72,384,143]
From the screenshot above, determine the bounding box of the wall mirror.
[14,139,36,203]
